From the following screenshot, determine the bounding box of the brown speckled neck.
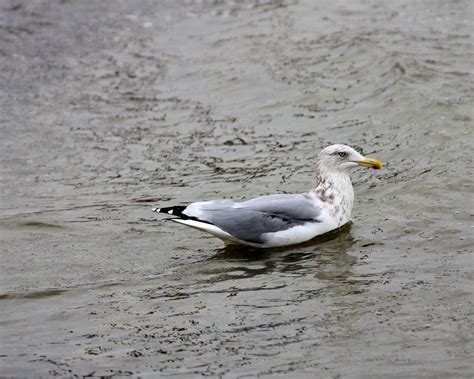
[313,161,354,222]
[314,163,334,204]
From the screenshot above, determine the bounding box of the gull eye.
[338,152,347,158]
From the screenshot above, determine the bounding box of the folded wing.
[182,194,321,244]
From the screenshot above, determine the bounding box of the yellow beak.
[356,157,383,169]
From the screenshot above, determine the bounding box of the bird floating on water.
[153,144,382,248]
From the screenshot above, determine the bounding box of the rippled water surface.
[1,0,473,377]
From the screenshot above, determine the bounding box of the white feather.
[173,219,264,247]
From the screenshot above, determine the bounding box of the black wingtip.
[152,205,214,225]
[152,206,187,217]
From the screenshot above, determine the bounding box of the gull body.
[153,144,382,248]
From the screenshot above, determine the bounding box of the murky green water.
[1,0,473,377]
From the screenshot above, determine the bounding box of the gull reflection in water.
[194,223,360,287]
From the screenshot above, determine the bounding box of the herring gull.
[152,144,382,248]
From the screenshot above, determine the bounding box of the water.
[0,0,473,377]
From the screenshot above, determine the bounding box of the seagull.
[153,144,382,248]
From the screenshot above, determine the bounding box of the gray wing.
[183,194,321,244]
[237,194,321,220]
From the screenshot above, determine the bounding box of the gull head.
[317,144,382,173]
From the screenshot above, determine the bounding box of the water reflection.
[143,223,378,302]
[191,224,358,286]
